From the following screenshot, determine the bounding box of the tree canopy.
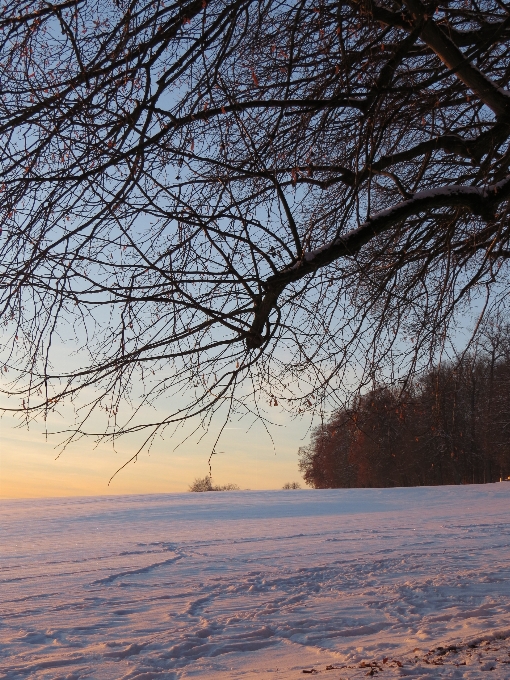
[298,322,510,487]
[1,0,510,464]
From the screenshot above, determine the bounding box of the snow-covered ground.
[1,484,509,679]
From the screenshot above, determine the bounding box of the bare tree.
[1,0,510,471]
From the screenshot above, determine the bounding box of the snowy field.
[1,484,510,680]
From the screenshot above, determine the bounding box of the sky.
[1,296,496,499]
[0,288,319,498]
[0,401,314,498]
[0,308,489,499]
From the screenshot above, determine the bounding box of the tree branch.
[246,175,510,348]
[404,0,510,118]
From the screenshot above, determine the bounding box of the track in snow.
[1,485,509,679]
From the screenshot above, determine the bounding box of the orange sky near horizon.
[0,408,311,498]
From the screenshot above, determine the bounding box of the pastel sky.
[0,402,313,498]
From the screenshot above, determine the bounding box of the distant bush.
[215,482,240,491]
[282,482,301,489]
[188,476,240,492]
[189,476,213,492]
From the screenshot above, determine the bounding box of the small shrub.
[188,476,240,492]
[189,476,213,492]
[214,482,240,491]
[282,482,301,489]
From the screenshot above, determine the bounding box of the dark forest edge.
[299,324,510,489]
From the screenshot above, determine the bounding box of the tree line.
[299,325,510,488]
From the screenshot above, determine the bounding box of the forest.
[299,325,510,488]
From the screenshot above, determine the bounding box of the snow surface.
[1,484,510,679]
